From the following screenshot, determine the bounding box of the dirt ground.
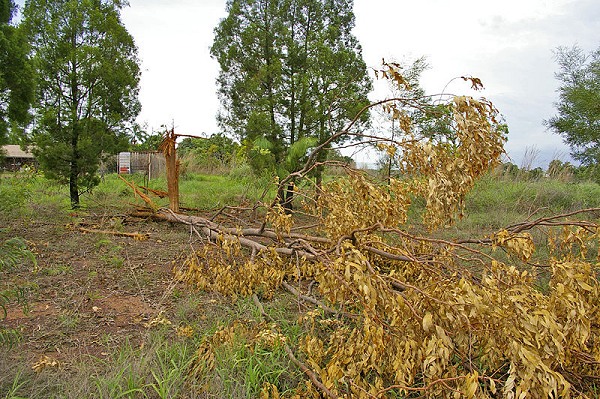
[1,203,202,368]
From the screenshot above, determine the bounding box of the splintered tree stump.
[158,128,180,213]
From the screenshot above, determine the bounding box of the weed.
[0,173,33,216]
[2,370,27,399]
[58,312,80,330]
[0,237,36,272]
[148,342,193,399]
[102,255,125,269]
[95,239,125,268]
[1,237,35,349]
[42,264,72,276]
[173,294,203,323]
[208,330,295,398]
[86,290,103,301]
[0,328,22,348]
[95,238,113,248]
[93,365,147,399]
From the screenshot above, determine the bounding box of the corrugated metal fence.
[117,152,166,179]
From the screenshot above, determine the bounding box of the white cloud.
[354,0,599,167]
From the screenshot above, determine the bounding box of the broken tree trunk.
[158,128,180,213]
[131,207,420,269]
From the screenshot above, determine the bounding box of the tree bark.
[160,128,180,213]
[69,142,80,209]
[283,181,294,213]
[69,29,80,209]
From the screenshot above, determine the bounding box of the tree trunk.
[69,120,80,209]
[69,30,80,209]
[284,181,294,214]
[314,116,327,193]
[69,161,80,209]
[161,128,180,213]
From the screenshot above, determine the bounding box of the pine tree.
[211,0,371,180]
[0,0,34,144]
[22,0,140,207]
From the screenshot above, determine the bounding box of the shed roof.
[2,145,35,159]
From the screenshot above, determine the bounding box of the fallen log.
[131,208,443,272]
[78,227,149,241]
[136,208,322,260]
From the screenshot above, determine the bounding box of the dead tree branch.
[78,227,149,241]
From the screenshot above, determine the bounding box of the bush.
[178,134,239,175]
[0,171,35,214]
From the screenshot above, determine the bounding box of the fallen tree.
[123,65,600,398]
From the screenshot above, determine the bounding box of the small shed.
[1,145,36,171]
[117,151,166,179]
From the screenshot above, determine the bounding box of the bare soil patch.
[1,206,198,367]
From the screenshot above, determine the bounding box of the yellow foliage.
[32,355,60,373]
[175,65,600,398]
[180,216,600,399]
[174,241,288,300]
[318,173,410,240]
[492,229,536,261]
[266,204,293,238]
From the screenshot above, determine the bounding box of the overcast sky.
[16,0,600,168]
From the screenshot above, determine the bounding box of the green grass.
[82,172,274,211]
[0,333,199,399]
[191,297,302,398]
[3,168,598,219]
[465,174,600,227]
[1,169,599,398]
[179,173,273,210]
[211,337,292,397]
[2,370,28,399]
[0,171,70,220]
[407,174,600,244]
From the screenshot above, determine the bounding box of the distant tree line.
[1,0,600,209]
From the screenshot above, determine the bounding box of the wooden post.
[159,128,180,213]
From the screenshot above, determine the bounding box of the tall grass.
[0,332,198,399]
[193,297,303,398]
[463,174,600,230]
[179,173,273,210]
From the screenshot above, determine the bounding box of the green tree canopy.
[178,133,239,168]
[130,123,163,152]
[211,0,372,176]
[545,45,600,167]
[0,0,34,144]
[22,0,140,207]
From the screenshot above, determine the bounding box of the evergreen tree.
[0,0,34,144]
[545,45,600,168]
[22,0,140,207]
[211,0,371,180]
